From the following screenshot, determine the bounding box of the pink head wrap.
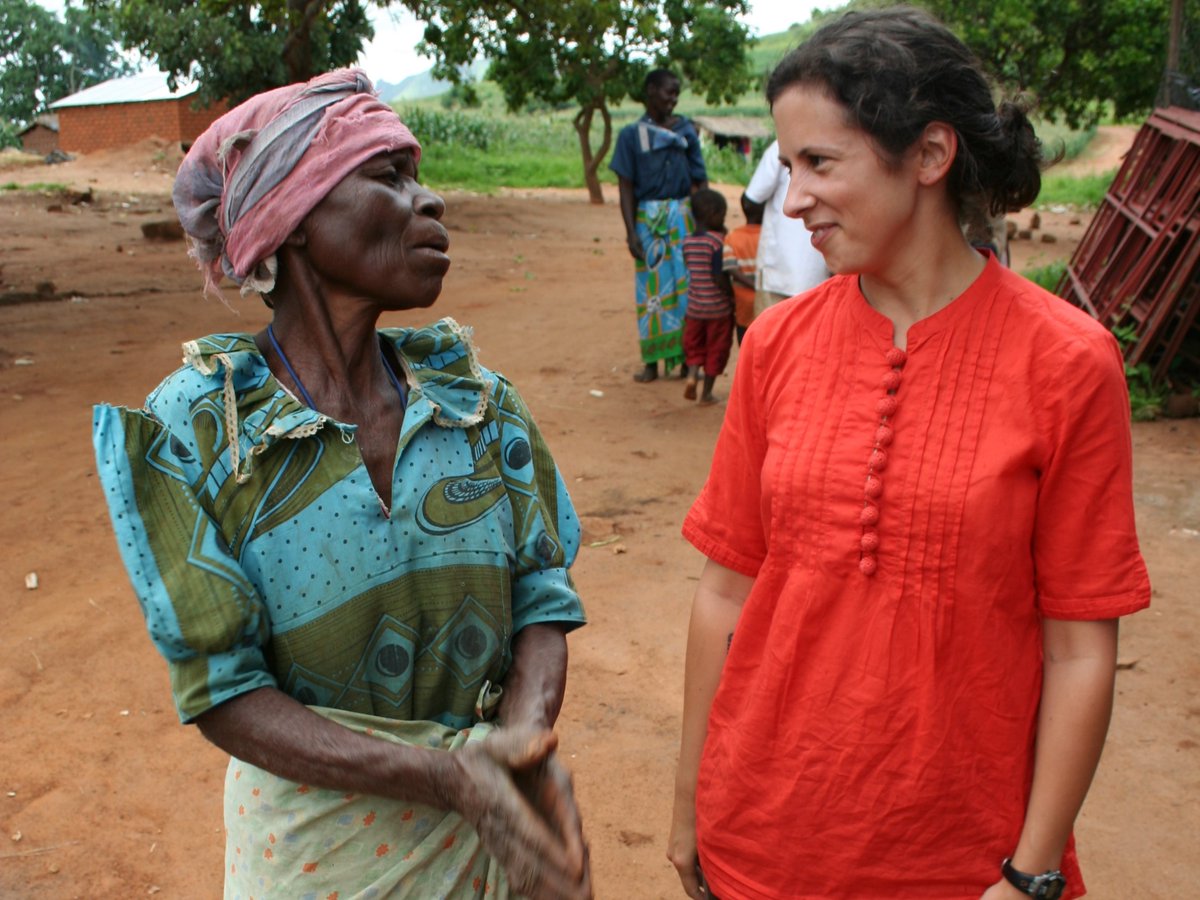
[172,68,421,296]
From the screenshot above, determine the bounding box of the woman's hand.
[979,878,1031,900]
[667,792,704,898]
[448,726,591,900]
[627,232,646,261]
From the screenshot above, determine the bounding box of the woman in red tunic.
[667,8,1150,900]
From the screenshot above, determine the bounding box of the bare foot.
[684,380,698,400]
[633,365,658,383]
[697,394,720,406]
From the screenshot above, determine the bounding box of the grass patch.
[1,181,70,193]
[1035,170,1114,210]
[1034,119,1098,163]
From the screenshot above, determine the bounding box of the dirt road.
[1,135,1197,898]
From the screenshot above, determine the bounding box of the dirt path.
[1,132,1197,898]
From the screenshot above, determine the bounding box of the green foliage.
[100,0,375,106]
[1021,260,1067,293]
[702,137,773,187]
[398,106,497,151]
[0,119,20,149]
[1035,170,1115,210]
[1110,324,1168,420]
[0,0,134,124]
[404,103,590,193]
[924,0,1171,128]
[397,0,757,201]
[1034,119,1099,163]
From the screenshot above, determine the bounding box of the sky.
[359,1,833,83]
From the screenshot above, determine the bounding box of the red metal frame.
[1058,107,1200,384]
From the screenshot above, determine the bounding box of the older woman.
[93,69,590,900]
[669,8,1149,900]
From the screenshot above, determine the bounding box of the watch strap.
[1001,858,1066,900]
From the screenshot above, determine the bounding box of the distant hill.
[376,59,489,103]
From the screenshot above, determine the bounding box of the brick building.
[18,114,59,155]
[48,71,227,154]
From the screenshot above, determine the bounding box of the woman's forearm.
[675,561,754,801]
[497,622,569,730]
[195,686,455,807]
[1009,618,1119,873]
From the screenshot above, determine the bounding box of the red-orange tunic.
[682,254,1150,900]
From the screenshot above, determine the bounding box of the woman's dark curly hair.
[766,6,1046,217]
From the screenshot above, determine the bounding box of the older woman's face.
[299,148,449,309]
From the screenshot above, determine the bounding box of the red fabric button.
[882,371,902,392]
[860,504,880,526]
[885,348,907,368]
[859,555,878,576]
[869,449,888,472]
[864,475,883,498]
[876,396,898,417]
[875,425,894,447]
[861,530,880,553]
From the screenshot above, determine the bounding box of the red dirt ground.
[1,130,1197,898]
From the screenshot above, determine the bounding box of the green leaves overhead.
[925,0,1172,127]
[100,0,376,106]
[0,0,134,125]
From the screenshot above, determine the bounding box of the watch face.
[1034,874,1066,900]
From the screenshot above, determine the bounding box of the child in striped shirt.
[682,189,734,405]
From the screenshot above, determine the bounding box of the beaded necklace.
[266,323,407,411]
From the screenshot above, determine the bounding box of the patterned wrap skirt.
[634,197,693,368]
[223,709,512,900]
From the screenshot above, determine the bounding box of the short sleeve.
[93,404,275,722]
[1033,331,1151,618]
[682,328,769,575]
[608,125,636,181]
[485,377,587,635]
[745,142,780,205]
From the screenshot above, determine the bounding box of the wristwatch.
[1001,858,1067,899]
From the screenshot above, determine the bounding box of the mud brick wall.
[19,125,59,156]
[57,98,227,154]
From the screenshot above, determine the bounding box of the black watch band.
[1001,858,1066,900]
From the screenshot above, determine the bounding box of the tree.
[924,0,1171,127]
[101,0,377,106]
[0,0,134,126]
[400,0,756,203]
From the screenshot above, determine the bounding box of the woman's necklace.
[266,324,406,412]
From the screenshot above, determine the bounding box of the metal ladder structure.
[1058,106,1200,384]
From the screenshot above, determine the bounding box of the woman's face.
[644,77,680,123]
[771,83,921,277]
[299,148,450,309]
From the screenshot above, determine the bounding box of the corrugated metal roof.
[49,71,198,109]
[692,115,773,140]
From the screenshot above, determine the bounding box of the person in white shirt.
[744,138,830,315]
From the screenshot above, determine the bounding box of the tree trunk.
[283,0,324,82]
[573,100,613,205]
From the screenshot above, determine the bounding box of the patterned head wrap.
[172,68,421,296]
